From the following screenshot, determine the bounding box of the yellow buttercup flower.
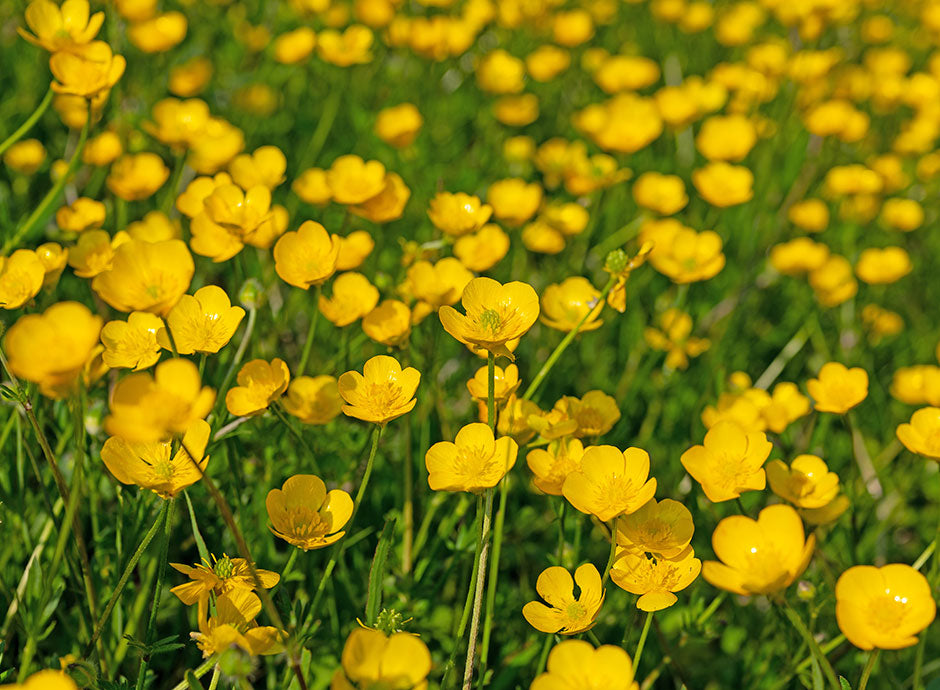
[100,311,163,370]
[639,219,725,284]
[169,57,212,97]
[836,564,936,650]
[702,504,815,596]
[643,308,710,370]
[807,362,868,414]
[157,285,245,355]
[531,640,639,690]
[83,130,123,166]
[3,139,46,175]
[788,198,829,232]
[191,183,284,261]
[362,299,412,347]
[331,628,431,690]
[695,114,757,161]
[56,197,105,232]
[273,27,316,64]
[562,445,657,522]
[809,255,858,307]
[692,161,754,207]
[766,454,840,509]
[144,98,211,151]
[526,438,584,496]
[375,103,423,147]
[283,376,342,425]
[610,546,701,612]
[680,421,770,502]
[615,498,694,558]
[106,153,169,201]
[19,0,103,51]
[229,145,287,190]
[192,589,283,658]
[274,221,341,289]
[453,223,509,271]
[68,229,127,278]
[466,363,519,403]
[326,155,386,204]
[406,257,473,310]
[127,11,187,53]
[425,422,518,492]
[188,117,244,174]
[477,49,526,94]
[266,474,354,550]
[338,355,419,425]
[896,407,940,459]
[427,191,493,237]
[176,172,233,218]
[487,178,543,226]
[0,249,45,309]
[35,242,68,288]
[0,669,78,690]
[632,171,688,215]
[439,277,539,359]
[170,555,279,607]
[855,246,913,285]
[540,277,603,333]
[91,239,194,316]
[319,272,380,327]
[522,563,604,634]
[225,358,290,417]
[317,24,373,66]
[101,419,210,498]
[293,167,332,205]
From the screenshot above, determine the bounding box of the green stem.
[160,151,186,213]
[462,486,494,690]
[297,284,322,376]
[169,658,216,690]
[602,524,618,585]
[780,600,840,690]
[633,611,653,672]
[213,305,257,421]
[477,477,508,687]
[858,649,879,690]
[271,547,299,596]
[402,426,414,574]
[0,87,53,159]
[135,499,174,690]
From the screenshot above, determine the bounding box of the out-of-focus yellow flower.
[807,362,868,414]
[891,366,940,406]
[477,49,525,94]
[338,355,419,425]
[788,198,829,232]
[3,139,45,175]
[855,247,912,285]
[702,504,815,596]
[101,311,163,370]
[56,197,105,233]
[467,363,519,404]
[169,57,212,98]
[107,153,169,201]
[326,155,386,204]
[696,114,757,161]
[769,238,830,275]
[836,564,936,650]
[767,454,840,509]
[68,230,128,278]
[439,277,539,359]
[594,55,659,94]
[274,27,316,64]
[101,419,210,498]
[35,242,68,288]
[897,407,940,460]
[527,438,584,496]
[283,376,342,425]
[497,394,540,444]
[881,198,924,232]
[523,563,604,634]
[611,546,701,612]
[319,272,379,327]
[701,387,771,432]
[293,168,332,205]
[188,117,244,174]
[91,239,193,315]
[192,589,283,658]
[562,445,656,522]
[643,309,710,370]
[375,103,423,147]
[126,211,180,243]
[575,93,662,154]
[274,221,340,289]
[362,299,412,346]
[349,172,411,223]
[426,422,518,492]
[53,92,107,129]
[170,555,278,608]
[331,628,431,690]
[266,474,353,550]
[615,498,693,558]
[50,41,125,98]
[19,0,103,52]
[680,421,770,502]
[116,0,156,22]
[4,301,102,398]
[105,358,215,442]
[0,249,45,309]
[317,24,373,66]
[493,93,539,126]
[428,191,493,237]
[809,254,858,307]
[454,223,509,272]
[0,669,77,689]
[526,45,569,82]
[762,382,811,433]
[632,171,688,215]
[225,359,290,417]
[229,146,287,191]
[640,219,725,284]
[487,178,542,226]
[143,98,210,150]
[406,258,473,309]
[531,640,638,690]
[128,12,187,53]
[692,162,753,207]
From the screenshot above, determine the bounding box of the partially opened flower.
[192,589,283,658]
[761,382,811,433]
[522,563,604,634]
[425,422,518,492]
[836,564,936,650]
[0,249,45,309]
[427,191,493,237]
[766,455,840,508]
[101,419,210,498]
[331,628,431,690]
[540,277,604,332]
[106,153,169,201]
[680,421,770,502]
[157,285,245,355]
[229,145,287,190]
[338,355,420,424]
[702,504,815,596]
[568,390,621,437]
[19,0,104,51]
[610,547,701,611]
[562,445,657,522]
[336,230,375,270]
[527,438,584,496]
[226,358,290,416]
[349,172,411,223]
[35,242,68,288]
[326,155,386,204]
[467,363,520,403]
[91,239,194,316]
[266,474,353,550]
[362,300,412,346]
[615,498,694,558]
[319,272,380,327]
[807,362,869,413]
[897,407,940,459]
[406,258,474,309]
[49,41,125,98]
[170,554,279,608]
[274,221,341,289]
[283,376,342,425]
[68,230,125,278]
[100,311,163,370]
[56,197,105,233]
[531,640,638,690]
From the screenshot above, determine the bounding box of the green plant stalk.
[271,547,299,597]
[297,284,323,376]
[169,658,216,690]
[212,305,257,421]
[602,523,618,585]
[633,611,653,673]
[858,649,879,690]
[271,402,321,474]
[780,600,840,690]
[402,423,414,574]
[135,499,174,690]
[0,87,53,159]
[477,476,508,688]
[160,151,186,213]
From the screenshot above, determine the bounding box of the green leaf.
[184,490,210,566]
[839,676,852,690]
[366,514,397,625]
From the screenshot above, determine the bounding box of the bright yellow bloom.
[3,139,45,175]
[643,308,710,370]
[897,407,940,459]
[526,438,584,496]
[19,0,103,52]
[767,455,840,509]
[273,27,316,64]
[836,564,936,650]
[144,98,210,151]
[105,358,215,442]
[762,382,811,433]
[274,221,341,289]
[191,184,285,261]
[127,11,187,53]
[330,628,431,690]
[466,363,519,403]
[477,49,525,94]
[632,171,688,215]
[4,301,102,398]
[225,359,290,417]
[106,152,169,201]
[498,395,541,444]
[855,246,913,285]
[809,255,858,307]
[91,239,194,316]
[425,422,518,492]
[562,445,657,522]
[283,376,342,425]
[439,277,539,359]
[192,589,283,658]
[169,57,212,97]
[67,229,127,278]
[362,300,412,346]
[0,669,78,690]
[453,223,509,272]
[188,117,244,174]
[176,172,233,218]
[696,114,757,161]
[406,258,473,309]
[326,154,386,204]
[157,286,245,355]
[170,554,279,607]
[101,419,210,498]
[35,242,68,288]
[83,130,123,166]
[807,362,868,414]
[338,355,419,425]
[639,219,725,284]
[100,311,163,370]
[375,103,423,147]
[56,197,105,232]
[615,498,694,558]
[319,272,380,327]
[487,178,543,227]
[229,145,287,190]
[293,167,332,205]
[680,421,770,502]
[611,546,701,612]
[522,563,604,634]
[540,277,603,333]
[336,230,375,270]
[427,192,493,237]
[531,640,639,690]
[317,25,373,67]
[692,162,754,207]
[702,504,815,596]
[0,249,45,309]
[266,474,353,551]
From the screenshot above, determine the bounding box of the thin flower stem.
[486,352,496,430]
[535,634,554,675]
[271,402,321,474]
[858,649,879,690]
[160,151,186,213]
[477,476,508,687]
[556,500,567,564]
[297,284,323,377]
[602,523,618,585]
[462,486,494,690]
[169,658,216,690]
[780,599,840,690]
[402,422,414,574]
[135,498,174,690]
[271,547,299,597]
[207,665,221,690]
[161,317,181,358]
[0,87,53,159]
[441,496,483,689]
[522,275,617,402]
[213,305,257,421]
[633,611,653,672]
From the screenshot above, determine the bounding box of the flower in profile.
[807,362,868,414]
[4,301,102,398]
[225,359,290,417]
[105,358,215,442]
[527,439,584,496]
[266,474,354,551]
[531,640,638,690]
[615,498,694,558]
[632,171,688,215]
[274,221,341,289]
[896,407,940,459]
[836,564,936,650]
[425,422,518,492]
[338,355,419,425]
[35,242,68,288]
[487,178,543,227]
[562,446,657,522]
[467,363,519,403]
[100,311,163,370]
[643,309,710,370]
[191,183,283,261]
[336,230,375,270]
[331,628,431,690]
[170,554,279,607]
[522,564,604,634]
[640,220,726,284]
[101,419,210,498]
[540,277,604,333]
[702,504,815,595]
[611,546,702,612]
[406,258,473,309]
[229,145,287,190]
[439,277,539,359]
[157,285,245,355]
[106,153,169,201]
[454,223,510,272]
[766,455,840,509]
[761,382,811,433]
[283,376,342,425]
[68,230,126,278]
[192,589,283,658]
[567,390,621,437]
[0,249,45,309]
[680,421,770,502]
[855,247,912,285]
[498,395,542,445]
[91,239,194,316]
[809,254,858,307]
[318,272,380,327]
[326,155,385,204]
[144,98,210,151]
[56,197,106,233]
[375,103,423,147]
[19,0,104,52]
[1,669,78,689]
[427,192,493,237]
[362,300,412,347]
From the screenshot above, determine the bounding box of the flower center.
[479,308,502,333]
